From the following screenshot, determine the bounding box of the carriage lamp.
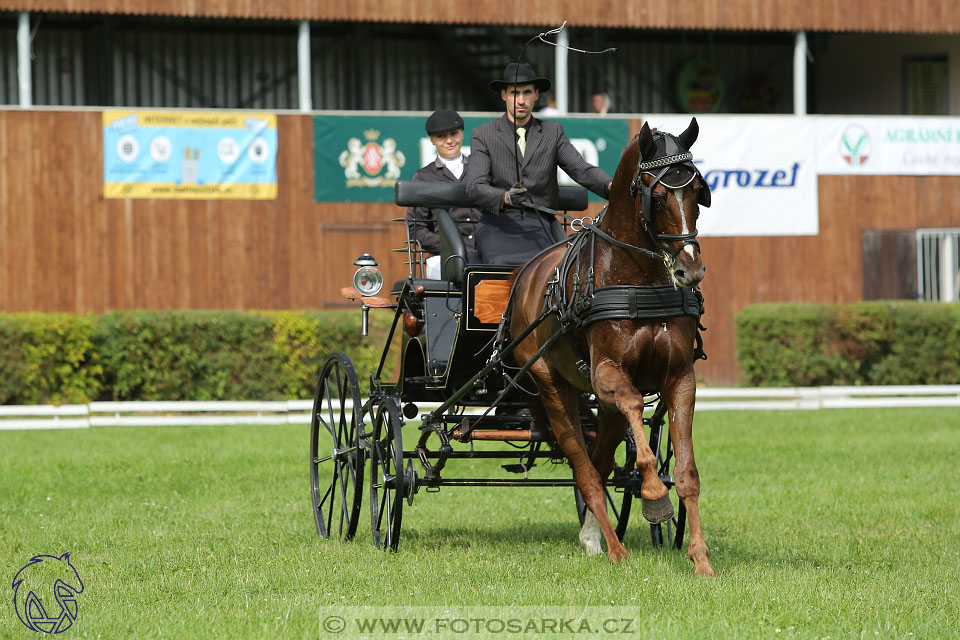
[352,254,383,337]
[352,254,383,297]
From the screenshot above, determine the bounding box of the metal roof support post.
[17,12,32,107]
[793,30,807,115]
[556,28,569,114]
[298,20,312,112]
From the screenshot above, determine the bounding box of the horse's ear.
[638,122,656,160]
[679,117,699,149]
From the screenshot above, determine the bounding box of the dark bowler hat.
[425,109,464,135]
[489,63,552,93]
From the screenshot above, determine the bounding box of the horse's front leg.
[592,359,673,524]
[664,371,715,577]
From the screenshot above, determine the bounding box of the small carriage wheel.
[647,404,687,550]
[310,353,365,541]
[369,397,405,551]
[573,430,636,542]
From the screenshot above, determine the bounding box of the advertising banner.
[102,111,278,199]
[646,115,819,236]
[313,115,630,202]
[816,116,960,175]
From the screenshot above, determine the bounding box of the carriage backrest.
[394,182,589,212]
[396,181,589,285]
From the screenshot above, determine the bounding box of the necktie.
[516,127,526,156]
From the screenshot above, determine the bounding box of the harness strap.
[574,285,702,326]
[581,222,663,261]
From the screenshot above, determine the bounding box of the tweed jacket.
[464,114,611,212]
[405,155,481,254]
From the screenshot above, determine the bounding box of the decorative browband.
[638,152,693,171]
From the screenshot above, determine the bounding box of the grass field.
[2,408,958,639]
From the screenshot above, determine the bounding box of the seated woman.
[405,110,483,278]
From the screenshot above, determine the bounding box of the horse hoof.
[608,545,629,564]
[578,512,603,557]
[642,495,674,524]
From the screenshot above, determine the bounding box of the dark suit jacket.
[464,114,611,212]
[463,114,612,264]
[405,155,481,255]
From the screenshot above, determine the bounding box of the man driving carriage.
[405,110,483,279]
[464,63,613,265]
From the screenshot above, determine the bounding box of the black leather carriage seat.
[395,181,590,287]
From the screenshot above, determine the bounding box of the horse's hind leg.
[578,408,627,556]
[592,360,672,523]
[530,368,629,563]
[664,372,715,577]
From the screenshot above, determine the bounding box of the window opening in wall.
[917,229,960,301]
[903,55,948,115]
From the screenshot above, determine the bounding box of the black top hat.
[489,63,552,93]
[424,110,464,135]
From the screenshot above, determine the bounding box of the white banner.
[817,116,960,175]
[647,115,819,236]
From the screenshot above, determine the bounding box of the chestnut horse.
[509,118,714,576]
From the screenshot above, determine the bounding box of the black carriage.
[309,181,687,552]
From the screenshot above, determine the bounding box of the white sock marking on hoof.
[579,510,603,556]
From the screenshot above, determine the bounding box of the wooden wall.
[3,0,960,34]
[4,109,960,385]
[696,174,960,384]
[0,110,410,314]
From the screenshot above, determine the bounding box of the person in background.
[464,63,612,265]
[538,93,560,116]
[591,90,611,115]
[405,109,482,278]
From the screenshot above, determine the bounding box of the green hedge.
[0,309,395,404]
[0,313,102,404]
[736,301,960,386]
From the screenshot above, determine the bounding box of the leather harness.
[495,130,709,378]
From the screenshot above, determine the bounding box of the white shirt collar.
[438,153,464,179]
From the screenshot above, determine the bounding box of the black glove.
[503,186,531,209]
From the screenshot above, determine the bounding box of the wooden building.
[2,1,960,385]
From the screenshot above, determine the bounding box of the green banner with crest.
[313,115,630,203]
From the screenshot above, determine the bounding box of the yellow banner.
[104,182,278,200]
[102,111,277,130]
[103,109,278,200]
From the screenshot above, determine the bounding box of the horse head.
[609,117,710,287]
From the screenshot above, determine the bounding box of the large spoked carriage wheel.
[574,430,636,542]
[647,403,687,550]
[370,397,405,551]
[310,353,365,541]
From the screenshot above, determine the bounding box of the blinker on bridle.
[629,133,702,260]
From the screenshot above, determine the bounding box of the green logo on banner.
[313,115,630,203]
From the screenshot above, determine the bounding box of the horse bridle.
[629,132,702,261]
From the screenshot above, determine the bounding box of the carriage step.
[405,376,444,384]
